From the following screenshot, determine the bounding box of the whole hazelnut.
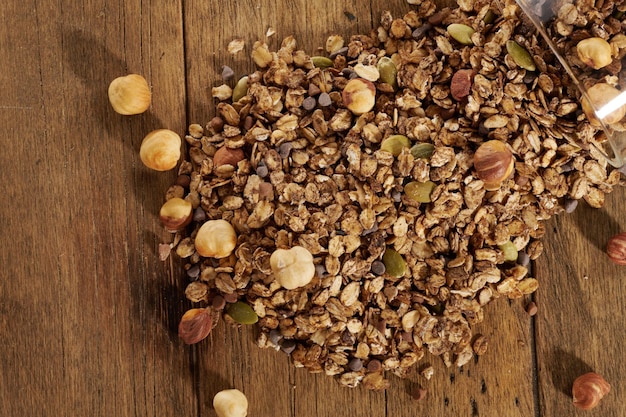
[473,140,515,190]
[213,146,245,168]
[270,246,315,289]
[576,37,613,70]
[159,197,193,232]
[108,74,151,115]
[572,372,611,410]
[139,129,182,171]
[581,83,626,126]
[342,78,376,115]
[213,389,248,417]
[194,219,237,259]
[606,232,626,265]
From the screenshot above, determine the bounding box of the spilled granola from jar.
[162,0,625,390]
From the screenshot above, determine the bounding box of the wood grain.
[1,0,624,416]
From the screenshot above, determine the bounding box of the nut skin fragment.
[606,232,626,265]
[576,37,612,70]
[342,78,376,115]
[159,197,193,232]
[270,246,315,289]
[139,129,182,171]
[213,388,248,417]
[572,372,611,410]
[195,219,237,259]
[178,308,212,344]
[108,74,151,115]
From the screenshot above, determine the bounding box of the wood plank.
[0,1,194,416]
[535,189,626,416]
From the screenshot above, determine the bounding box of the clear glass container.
[515,0,626,167]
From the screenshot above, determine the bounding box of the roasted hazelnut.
[606,232,626,265]
[572,372,611,410]
[213,146,245,168]
[577,37,613,70]
[195,219,237,259]
[342,78,376,115]
[178,308,212,344]
[581,83,626,126]
[108,74,151,115]
[473,140,515,191]
[159,197,193,232]
[213,389,248,417]
[139,129,182,171]
[270,246,315,289]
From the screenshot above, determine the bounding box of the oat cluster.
[164,0,625,390]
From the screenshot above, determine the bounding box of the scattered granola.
[166,0,626,389]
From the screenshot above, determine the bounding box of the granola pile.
[164,0,625,389]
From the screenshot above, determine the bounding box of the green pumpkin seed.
[506,40,536,71]
[404,180,436,203]
[410,143,435,160]
[232,76,249,102]
[382,249,406,278]
[226,301,258,324]
[483,10,497,24]
[377,57,397,88]
[498,241,519,262]
[380,135,411,156]
[311,56,334,69]
[447,23,475,46]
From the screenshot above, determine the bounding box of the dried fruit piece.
[576,37,612,70]
[380,134,411,156]
[606,232,626,265]
[213,389,248,417]
[159,197,193,232]
[270,246,315,289]
[572,372,611,410]
[108,74,151,115]
[447,23,475,45]
[195,219,237,259]
[178,308,212,344]
[473,140,515,191]
[382,248,406,278]
[226,301,259,324]
[506,40,536,71]
[342,78,376,115]
[450,69,474,101]
[139,129,182,171]
[404,180,436,203]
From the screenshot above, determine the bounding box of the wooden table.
[2,1,624,416]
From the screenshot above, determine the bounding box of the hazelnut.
[269,246,315,289]
[473,140,515,191]
[581,83,626,126]
[139,129,182,171]
[213,389,248,417]
[159,197,192,232]
[606,232,626,265]
[576,37,613,70]
[194,219,237,259]
[213,146,245,168]
[572,372,611,410]
[342,78,376,115]
[178,308,212,344]
[108,74,151,115]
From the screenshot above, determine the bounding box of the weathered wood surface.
[1,1,624,416]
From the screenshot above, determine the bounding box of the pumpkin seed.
[232,76,249,102]
[447,23,475,46]
[380,135,411,156]
[404,180,436,203]
[377,57,397,88]
[226,301,258,324]
[410,143,435,160]
[382,249,406,278]
[311,56,334,69]
[506,40,536,71]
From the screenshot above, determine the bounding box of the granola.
[165,0,625,389]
